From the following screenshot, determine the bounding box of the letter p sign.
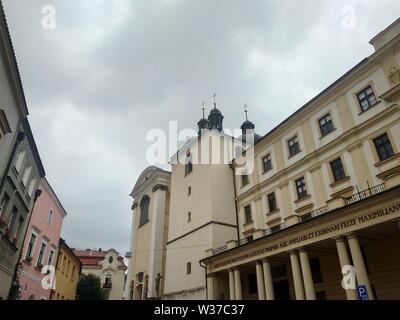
[357,285,369,300]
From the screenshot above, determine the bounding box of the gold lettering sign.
[213,203,400,269]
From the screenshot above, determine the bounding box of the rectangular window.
[288,136,300,157]
[187,212,191,223]
[244,205,252,224]
[267,192,277,212]
[7,207,17,230]
[373,133,395,161]
[357,85,377,112]
[48,249,55,266]
[318,114,334,136]
[0,193,10,219]
[37,242,47,267]
[310,258,323,283]
[241,175,249,187]
[71,266,76,281]
[330,158,346,182]
[188,186,191,196]
[26,233,37,259]
[184,152,193,176]
[262,154,272,173]
[186,262,191,275]
[295,177,308,199]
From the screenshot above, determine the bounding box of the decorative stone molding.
[389,67,400,85]
[226,240,237,249]
[131,202,138,210]
[152,184,168,192]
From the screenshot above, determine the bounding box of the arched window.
[139,195,150,227]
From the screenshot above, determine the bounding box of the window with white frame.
[22,166,32,187]
[0,193,10,219]
[26,233,37,259]
[288,136,300,157]
[14,150,26,173]
[357,85,377,112]
[0,109,11,138]
[7,207,17,230]
[48,248,55,266]
[28,178,37,198]
[47,209,54,225]
[36,241,47,267]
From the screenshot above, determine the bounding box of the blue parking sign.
[357,285,369,300]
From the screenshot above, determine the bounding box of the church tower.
[207,94,224,131]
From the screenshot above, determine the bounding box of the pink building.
[19,177,67,300]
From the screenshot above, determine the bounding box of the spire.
[208,93,224,132]
[240,103,255,134]
[213,93,217,108]
[197,100,209,135]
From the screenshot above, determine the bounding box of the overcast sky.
[2,0,400,257]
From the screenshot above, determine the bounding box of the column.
[299,248,316,300]
[334,237,357,300]
[234,268,242,300]
[255,261,266,300]
[290,250,305,300]
[229,269,235,300]
[262,258,275,300]
[347,233,374,300]
[148,186,167,298]
[207,274,215,300]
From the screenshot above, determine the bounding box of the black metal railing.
[213,245,228,255]
[344,184,386,205]
[236,238,249,246]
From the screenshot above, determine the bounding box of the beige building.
[202,18,400,300]
[162,104,252,300]
[74,248,127,300]
[126,166,171,300]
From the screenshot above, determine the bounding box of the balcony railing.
[211,183,387,256]
[344,184,386,206]
[213,245,228,255]
[103,283,112,289]
[264,222,287,236]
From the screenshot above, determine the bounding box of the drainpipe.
[199,260,208,300]
[230,162,240,242]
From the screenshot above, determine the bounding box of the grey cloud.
[2,0,400,255]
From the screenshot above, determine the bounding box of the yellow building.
[126,166,171,300]
[50,239,81,300]
[202,18,400,300]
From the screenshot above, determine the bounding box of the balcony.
[344,184,386,206]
